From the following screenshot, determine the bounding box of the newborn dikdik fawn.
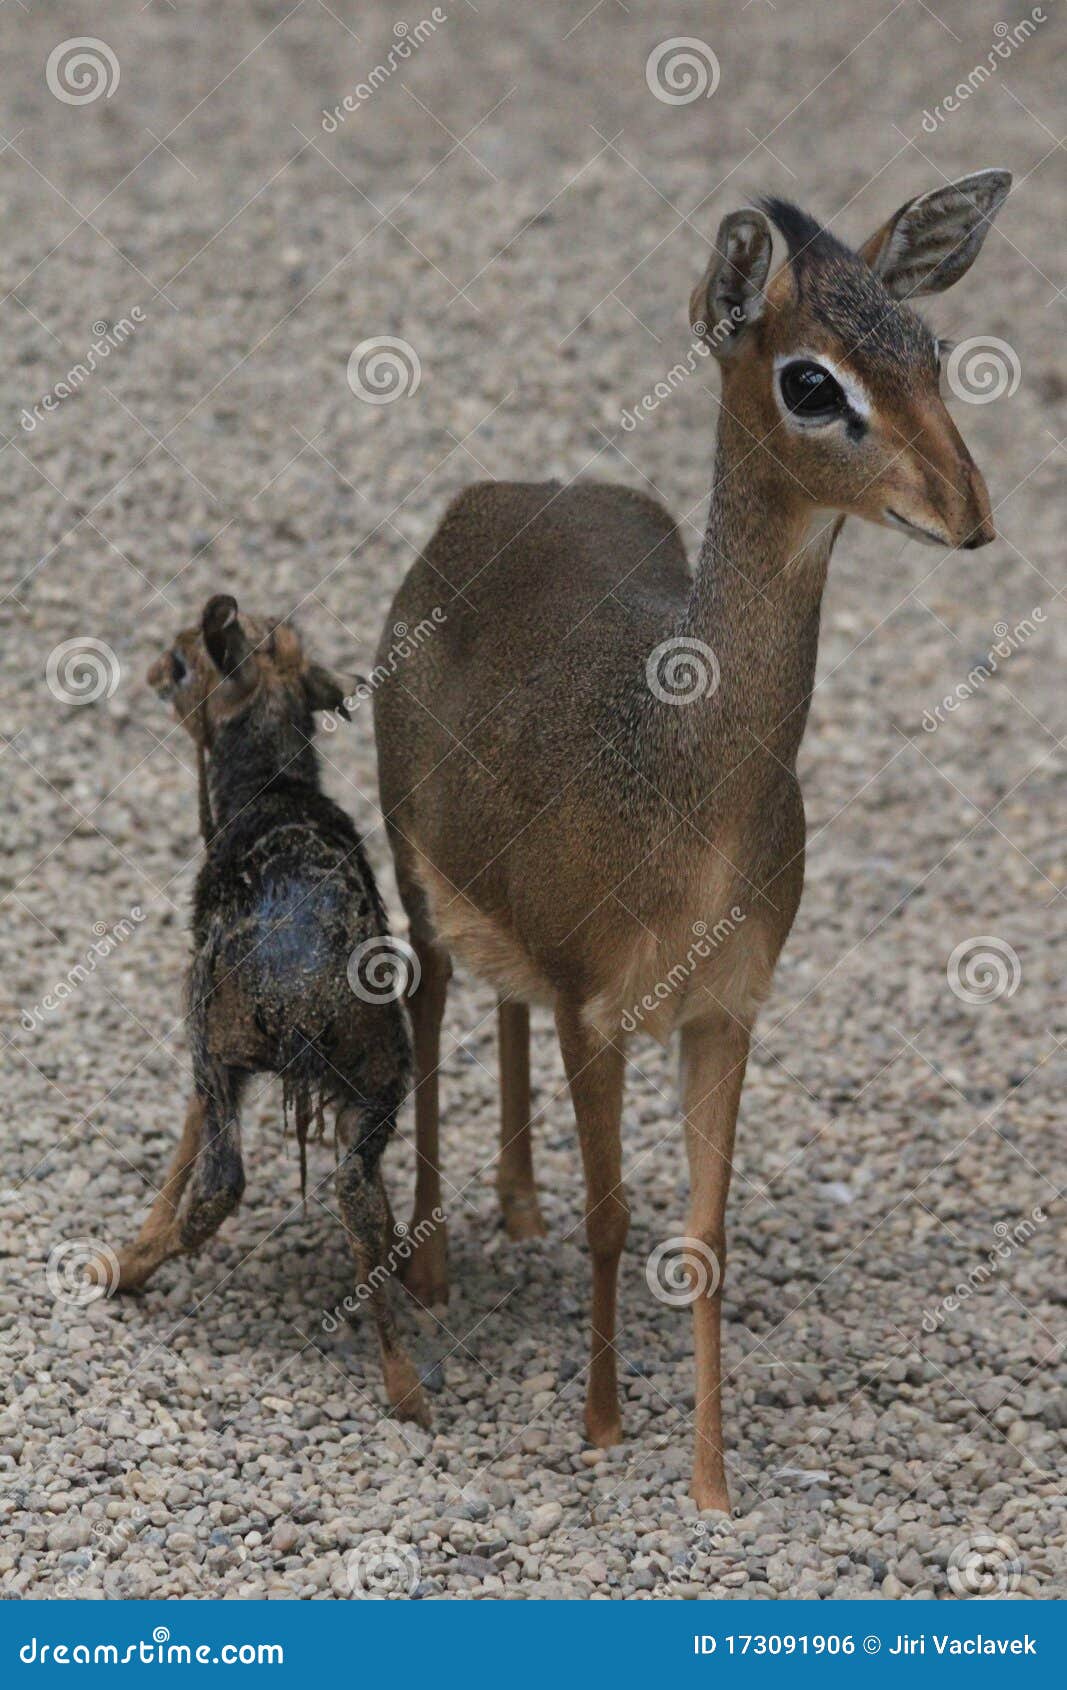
[374,171,1011,1505]
[101,594,426,1425]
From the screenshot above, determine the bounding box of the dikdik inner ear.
[859,168,1012,299]
[690,209,773,357]
[202,594,251,679]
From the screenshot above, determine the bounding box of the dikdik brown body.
[374,171,1010,1507]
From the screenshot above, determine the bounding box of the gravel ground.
[1,0,1064,1601]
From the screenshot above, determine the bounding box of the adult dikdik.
[373,172,1010,1506]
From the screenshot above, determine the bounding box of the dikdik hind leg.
[178,1074,246,1255]
[556,1001,628,1449]
[400,932,451,1307]
[95,1077,245,1291]
[336,1102,429,1427]
[497,1000,545,1239]
[92,1094,206,1291]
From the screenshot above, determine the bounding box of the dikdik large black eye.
[171,650,188,684]
[779,360,847,420]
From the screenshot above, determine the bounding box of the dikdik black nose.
[962,523,996,550]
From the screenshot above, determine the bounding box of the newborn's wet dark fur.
[98,593,427,1427]
[188,703,403,1204]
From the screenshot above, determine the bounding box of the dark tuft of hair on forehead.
[756,193,937,374]
[757,196,856,273]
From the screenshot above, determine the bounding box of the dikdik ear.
[303,663,351,719]
[859,169,1012,299]
[690,209,773,355]
[202,594,251,679]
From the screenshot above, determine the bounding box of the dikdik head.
[147,594,349,746]
[689,169,1012,549]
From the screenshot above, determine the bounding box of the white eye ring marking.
[773,352,871,427]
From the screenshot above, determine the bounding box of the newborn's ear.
[859,169,1012,299]
[303,663,351,719]
[201,594,251,679]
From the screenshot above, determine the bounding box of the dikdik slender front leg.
[555,1001,628,1448]
[678,1012,750,1512]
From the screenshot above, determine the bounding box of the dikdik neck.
[676,400,843,777]
[206,705,321,834]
